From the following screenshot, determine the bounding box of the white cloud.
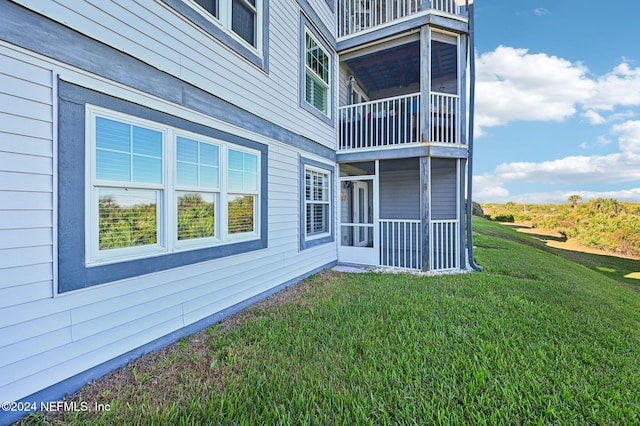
[533,8,551,16]
[597,135,613,146]
[584,63,640,111]
[473,119,640,202]
[474,187,640,204]
[612,120,640,155]
[582,110,606,125]
[475,48,640,133]
[475,46,593,130]
[473,47,640,203]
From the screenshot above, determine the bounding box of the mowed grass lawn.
[26,219,640,425]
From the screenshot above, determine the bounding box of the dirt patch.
[509,223,640,261]
[23,269,342,424]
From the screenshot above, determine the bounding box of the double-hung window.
[304,30,330,116]
[93,115,165,259]
[227,149,259,236]
[304,166,330,237]
[190,0,259,49]
[87,106,261,265]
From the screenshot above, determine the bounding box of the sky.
[471,0,640,204]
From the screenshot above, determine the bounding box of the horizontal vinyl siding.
[0,50,54,311]
[431,158,457,220]
[0,43,337,404]
[12,0,336,149]
[379,169,420,220]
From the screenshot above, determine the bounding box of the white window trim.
[304,29,331,117]
[185,0,263,54]
[304,164,331,241]
[85,105,261,266]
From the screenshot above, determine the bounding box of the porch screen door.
[339,177,377,265]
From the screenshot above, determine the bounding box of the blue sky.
[472,0,640,204]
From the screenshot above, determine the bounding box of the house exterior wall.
[379,169,420,220]
[431,158,458,220]
[0,0,338,414]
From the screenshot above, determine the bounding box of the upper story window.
[304,30,330,116]
[190,0,260,49]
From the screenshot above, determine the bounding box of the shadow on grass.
[475,219,640,290]
[548,248,640,290]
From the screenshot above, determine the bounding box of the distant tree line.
[480,198,640,258]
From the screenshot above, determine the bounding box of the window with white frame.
[87,107,260,264]
[189,0,259,48]
[304,166,330,237]
[304,30,330,116]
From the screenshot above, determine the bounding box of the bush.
[493,214,515,223]
[472,202,485,217]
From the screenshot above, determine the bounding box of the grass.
[22,219,640,425]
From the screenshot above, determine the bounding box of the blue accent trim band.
[0,261,335,426]
[57,80,269,293]
[297,0,336,48]
[299,157,335,251]
[0,0,335,161]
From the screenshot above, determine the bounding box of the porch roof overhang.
[337,13,469,53]
[336,144,468,163]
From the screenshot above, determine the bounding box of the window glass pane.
[228,150,258,192]
[96,117,130,152]
[305,33,329,84]
[228,194,254,234]
[244,171,258,192]
[177,162,198,187]
[244,152,257,173]
[177,137,219,188]
[133,156,162,184]
[177,137,199,163]
[200,143,219,166]
[96,117,163,183]
[200,165,219,188]
[96,150,131,181]
[177,191,215,240]
[232,0,256,46]
[194,0,217,17]
[306,203,329,235]
[98,188,158,250]
[228,149,244,170]
[228,170,244,192]
[305,72,328,114]
[132,126,162,157]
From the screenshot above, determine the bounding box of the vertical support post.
[420,26,431,143]
[458,158,466,269]
[420,156,430,271]
[458,32,468,146]
[373,160,380,266]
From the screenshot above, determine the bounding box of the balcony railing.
[339,93,420,150]
[430,92,460,144]
[380,219,422,270]
[339,0,466,37]
[338,92,460,151]
[430,219,459,271]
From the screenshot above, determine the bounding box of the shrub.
[493,214,515,223]
[472,202,485,217]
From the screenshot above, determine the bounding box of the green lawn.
[25,219,640,425]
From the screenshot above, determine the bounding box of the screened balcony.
[338,0,468,37]
[338,91,460,151]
